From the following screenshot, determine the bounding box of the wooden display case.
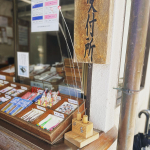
[0,82,85,144]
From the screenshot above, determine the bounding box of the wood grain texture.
[81,126,117,150]
[72,118,93,138]
[64,59,83,68]
[74,0,114,64]
[0,95,85,143]
[65,131,99,148]
[0,119,117,150]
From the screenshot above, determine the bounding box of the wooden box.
[72,118,93,138]
[0,93,85,144]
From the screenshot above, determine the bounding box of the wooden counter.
[0,119,117,150]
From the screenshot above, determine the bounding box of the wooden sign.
[74,0,114,64]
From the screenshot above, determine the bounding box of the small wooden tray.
[16,103,49,119]
[0,82,31,98]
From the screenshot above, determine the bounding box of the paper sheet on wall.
[0,31,2,43]
[6,27,13,38]
[17,52,29,78]
[1,28,7,43]
[31,0,59,32]
[0,16,8,27]
[7,39,12,45]
[19,25,28,46]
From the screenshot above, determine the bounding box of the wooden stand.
[64,114,99,148]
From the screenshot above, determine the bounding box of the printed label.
[21,86,27,90]
[5,95,11,99]
[68,99,78,105]
[56,96,61,101]
[0,75,6,80]
[4,81,9,84]
[54,111,64,119]
[11,84,17,87]
[0,80,3,83]
[38,90,44,94]
[37,105,46,111]
[30,81,43,89]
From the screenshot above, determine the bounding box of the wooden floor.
[0,119,117,150]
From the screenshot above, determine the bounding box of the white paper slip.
[68,99,78,105]
[4,81,9,84]
[0,97,9,102]
[0,75,6,80]
[38,90,44,94]
[11,84,17,87]
[0,80,3,83]
[5,95,11,99]
[37,105,46,111]
[21,86,27,90]
[57,96,61,101]
[54,111,64,119]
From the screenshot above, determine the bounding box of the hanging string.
[58,24,76,96]
[59,24,80,112]
[56,32,71,99]
[57,29,77,99]
[59,7,86,115]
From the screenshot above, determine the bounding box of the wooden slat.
[64,67,82,73]
[81,127,117,150]
[65,72,82,78]
[65,131,99,148]
[64,59,82,68]
[65,76,81,82]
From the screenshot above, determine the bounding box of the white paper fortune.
[17,52,29,78]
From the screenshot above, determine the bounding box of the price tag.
[54,111,64,119]
[57,96,61,101]
[37,105,46,111]
[38,90,44,94]
[11,84,17,87]
[5,95,11,99]
[4,81,9,84]
[21,86,27,90]
[0,80,3,84]
[0,97,9,102]
[0,75,6,80]
[68,99,78,105]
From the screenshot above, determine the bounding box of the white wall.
[108,0,150,148]
[0,0,14,58]
[90,0,127,132]
[119,0,131,79]
[109,59,150,150]
[90,0,150,149]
